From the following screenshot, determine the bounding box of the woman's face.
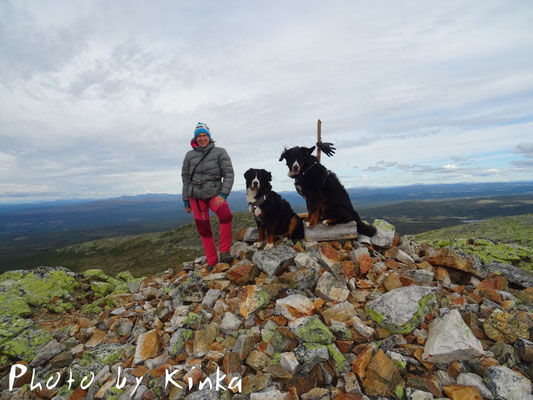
[196,133,210,148]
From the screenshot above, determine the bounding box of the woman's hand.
[214,195,225,208]
[185,207,192,214]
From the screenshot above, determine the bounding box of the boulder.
[365,286,437,334]
[422,309,484,363]
[252,245,297,276]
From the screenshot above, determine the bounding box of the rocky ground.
[0,219,532,400]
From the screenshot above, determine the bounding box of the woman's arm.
[181,153,191,209]
[219,148,234,198]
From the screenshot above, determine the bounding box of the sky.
[1,1,533,203]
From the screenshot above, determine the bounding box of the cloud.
[514,142,533,158]
[1,1,533,202]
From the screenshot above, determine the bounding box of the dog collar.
[249,191,271,208]
[300,162,317,176]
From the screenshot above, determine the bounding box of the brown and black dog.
[279,146,376,237]
[245,168,304,249]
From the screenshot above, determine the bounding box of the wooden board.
[304,221,358,241]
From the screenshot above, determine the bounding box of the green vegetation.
[416,214,533,271]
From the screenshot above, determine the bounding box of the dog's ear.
[306,146,316,155]
[244,169,254,180]
[279,148,288,162]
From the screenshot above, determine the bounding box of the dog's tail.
[288,214,305,241]
[352,211,377,237]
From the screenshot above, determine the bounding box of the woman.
[181,122,234,270]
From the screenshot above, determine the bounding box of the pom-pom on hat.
[194,122,211,139]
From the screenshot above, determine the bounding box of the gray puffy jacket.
[181,141,234,201]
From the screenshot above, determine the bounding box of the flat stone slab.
[304,221,358,241]
[365,285,437,334]
[422,309,484,363]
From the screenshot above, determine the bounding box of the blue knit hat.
[194,122,211,139]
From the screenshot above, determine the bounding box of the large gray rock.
[457,372,493,399]
[314,271,349,302]
[30,339,65,366]
[252,245,297,276]
[365,285,437,334]
[485,366,533,400]
[371,219,395,248]
[422,309,484,363]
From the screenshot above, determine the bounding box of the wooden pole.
[317,119,322,163]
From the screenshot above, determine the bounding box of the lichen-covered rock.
[422,309,484,363]
[371,219,396,248]
[290,315,335,344]
[240,285,271,319]
[485,366,533,400]
[0,323,52,362]
[252,244,297,276]
[327,343,349,374]
[425,247,485,278]
[483,309,530,344]
[293,343,329,374]
[365,285,437,334]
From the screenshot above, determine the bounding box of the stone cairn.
[1,219,532,400]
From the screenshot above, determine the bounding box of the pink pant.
[190,197,233,265]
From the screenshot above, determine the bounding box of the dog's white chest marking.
[254,206,263,217]
[246,187,257,204]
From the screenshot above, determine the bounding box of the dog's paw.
[304,220,311,228]
[253,241,263,249]
[264,243,274,250]
[322,220,330,226]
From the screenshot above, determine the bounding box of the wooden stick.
[317,119,322,163]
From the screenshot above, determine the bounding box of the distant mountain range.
[1,180,533,271]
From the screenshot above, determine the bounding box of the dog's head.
[279,146,316,178]
[244,168,272,191]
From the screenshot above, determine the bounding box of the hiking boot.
[220,252,233,264]
[206,264,215,272]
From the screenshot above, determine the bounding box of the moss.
[103,386,125,400]
[255,289,271,310]
[261,329,274,343]
[327,344,349,373]
[0,294,32,318]
[83,269,109,280]
[417,214,533,271]
[0,270,24,282]
[91,281,115,296]
[0,325,52,361]
[82,296,116,318]
[170,329,193,356]
[394,385,404,399]
[365,305,385,326]
[294,316,335,344]
[0,317,33,346]
[269,352,281,366]
[184,312,203,328]
[116,270,135,282]
[8,270,79,312]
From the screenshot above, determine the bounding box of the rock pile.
[1,220,532,400]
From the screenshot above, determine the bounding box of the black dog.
[279,146,376,237]
[244,168,304,248]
